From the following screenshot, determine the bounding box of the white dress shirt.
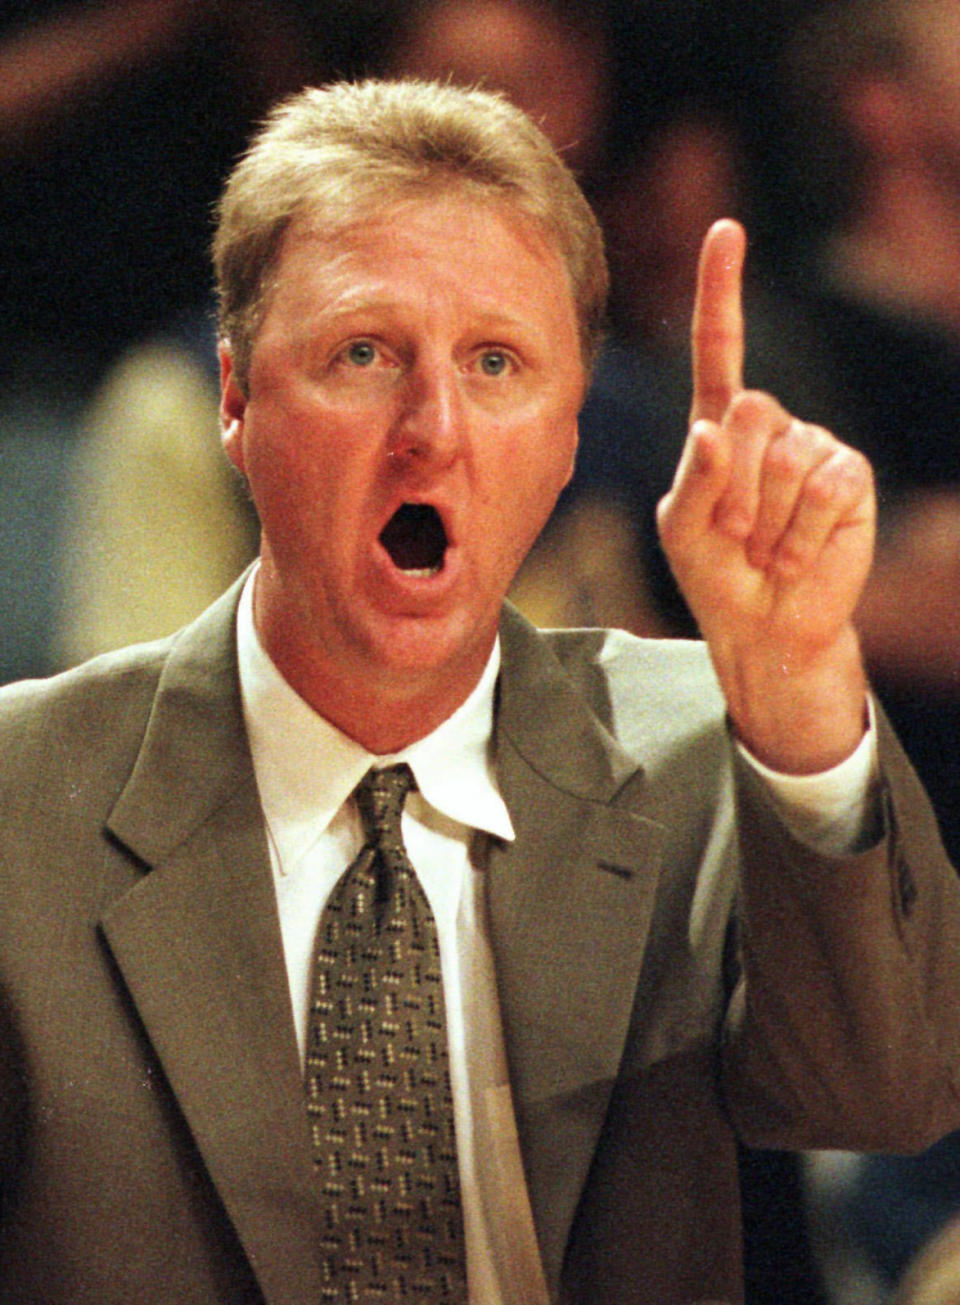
[234,567,878,1303]
[235,572,550,1304]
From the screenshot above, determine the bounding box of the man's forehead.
[276,195,574,306]
[290,186,559,257]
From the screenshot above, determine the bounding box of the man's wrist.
[736,696,882,854]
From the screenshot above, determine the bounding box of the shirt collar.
[235,567,515,872]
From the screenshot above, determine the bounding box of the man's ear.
[561,416,579,492]
[219,341,247,474]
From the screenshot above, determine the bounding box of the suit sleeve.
[720,705,960,1154]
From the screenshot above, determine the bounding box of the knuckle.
[774,539,809,574]
[803,473,838,511]
[764,438,804,481]
[842,444,873,487]
[812,447,871,501]
[729,389,776,424]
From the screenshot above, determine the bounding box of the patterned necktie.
[305,764,468,1303]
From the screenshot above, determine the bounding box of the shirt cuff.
[735,696,882,855]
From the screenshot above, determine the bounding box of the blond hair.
[213,78,608,388]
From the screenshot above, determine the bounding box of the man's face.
[221,192,584,718]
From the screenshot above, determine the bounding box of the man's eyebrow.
[317,292,394,318]
[287,294,394,336]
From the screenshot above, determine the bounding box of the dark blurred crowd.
[3,2,960,1303]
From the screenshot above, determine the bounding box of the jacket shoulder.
[0,639,172,797]
[539,625,726,754]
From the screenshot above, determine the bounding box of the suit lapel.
[489,606,667,1293]
[99,582,326,1305]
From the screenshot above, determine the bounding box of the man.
[0,79,959,1305]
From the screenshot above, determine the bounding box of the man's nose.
[388,362,465,465]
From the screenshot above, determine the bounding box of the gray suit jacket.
[1,580,959,1304]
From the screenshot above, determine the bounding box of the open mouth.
[379,503,448,576]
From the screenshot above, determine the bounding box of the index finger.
[690,218,746,426]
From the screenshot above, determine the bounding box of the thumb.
[657,419,729,550]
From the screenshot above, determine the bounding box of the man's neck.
[256,623,497,755]
[310,684,485,755]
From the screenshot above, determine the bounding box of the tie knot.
[354,763,416,850]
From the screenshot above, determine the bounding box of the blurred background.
[3,2,960,1302]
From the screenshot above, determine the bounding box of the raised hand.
[656,219,875,772]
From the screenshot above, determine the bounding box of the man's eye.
[345,341,377,366]
[479,350,510,376]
